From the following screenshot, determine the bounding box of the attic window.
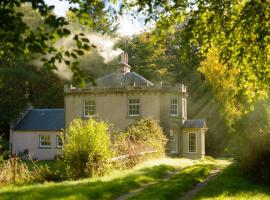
[170,99,178,116]
[128,99,140,116]
[84,99,96,117]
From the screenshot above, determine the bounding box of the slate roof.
[182,119,206,129]
[95,72,154,87]
[14,109,64,131]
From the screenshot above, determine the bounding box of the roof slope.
[182,119,206,129]
[14,109,64,131]
[95,72,154,87]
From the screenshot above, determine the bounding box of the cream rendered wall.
[160,93,184,155]
[181,128,205,159]
[12,131,62,160]
[65,92,161,130]
[65,94,84,127]
[64,90,197,157]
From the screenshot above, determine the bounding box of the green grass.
[23,160,59,171]
[128,164,213,200]
[0,158,199,200]
[193,164,270,200]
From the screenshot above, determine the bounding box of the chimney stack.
[118,52,131,74]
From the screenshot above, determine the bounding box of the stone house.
[10,53,207,160]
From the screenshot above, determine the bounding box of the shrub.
[231,100,270,184]
[33,160,67,182]
[113,118,167,168]
[63,118,112,179]
[0,157,33,185]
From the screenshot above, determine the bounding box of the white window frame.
[84,99,96,117]
[56,135,63,148]
[188,132,197,153]
[170,130,178,153]
[170,98,178,116]
[182,98,187,120]
[39,135,51,148]
[128,98,140,116]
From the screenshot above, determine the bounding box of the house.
[10,53,207,160]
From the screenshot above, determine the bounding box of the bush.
[231,100,270,184]
[0,157,34,185]
[113,118,167,168]
[63,118,112,179]
[33,160,67,182]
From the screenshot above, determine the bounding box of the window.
[170,99,178,116]
[170,130,178,153]
[128,99,140,116]
[182,98,187,119]
[56,135,63,148]
[84,99,96,117]
[39,135,51,148]
[188,133,196,153]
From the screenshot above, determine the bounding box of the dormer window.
[84,99,96,117]
[170,99,178,116]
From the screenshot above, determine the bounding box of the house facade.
[10,53,207,160]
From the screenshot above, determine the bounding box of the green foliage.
[117,33,175,82]
[0,1,92,72]
[67,1,118,34]
[34,161,67,182]
[127,118,167,152]
[0,136,9,157]
[0,158,223,199]
[63,118,112,179]
[193,164,270,200]
[0,157,34,185]
[231,100,270,184]
[0,64,65,138]
[130,0,270,126]
[114,118,167,155]
[129,164,214,200]
[117,32,228,156]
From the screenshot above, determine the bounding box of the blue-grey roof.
[182,119,206,129]
[95,72,154,87]
[14,109,64,131]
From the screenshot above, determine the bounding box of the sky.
[44,0,146,36]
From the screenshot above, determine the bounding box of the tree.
[0,0,92,81]
[126,0,270,125]
[63,119,112,179]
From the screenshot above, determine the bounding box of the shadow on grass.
[0,165,174,200]
[193,164,270,200]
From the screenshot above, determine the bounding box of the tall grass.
[0,157,35,185]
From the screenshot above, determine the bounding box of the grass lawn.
[193,164,270,200]
[0,157,226,200]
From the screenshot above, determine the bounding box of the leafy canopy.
[126,0,270,124]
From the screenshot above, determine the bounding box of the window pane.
[56,135,63,148]
[170,130,177,153]
[170,99,178,116]
[84,99,96,116]
[40,135,51,147]
[128,98,140,116]
[189,133,196,152]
